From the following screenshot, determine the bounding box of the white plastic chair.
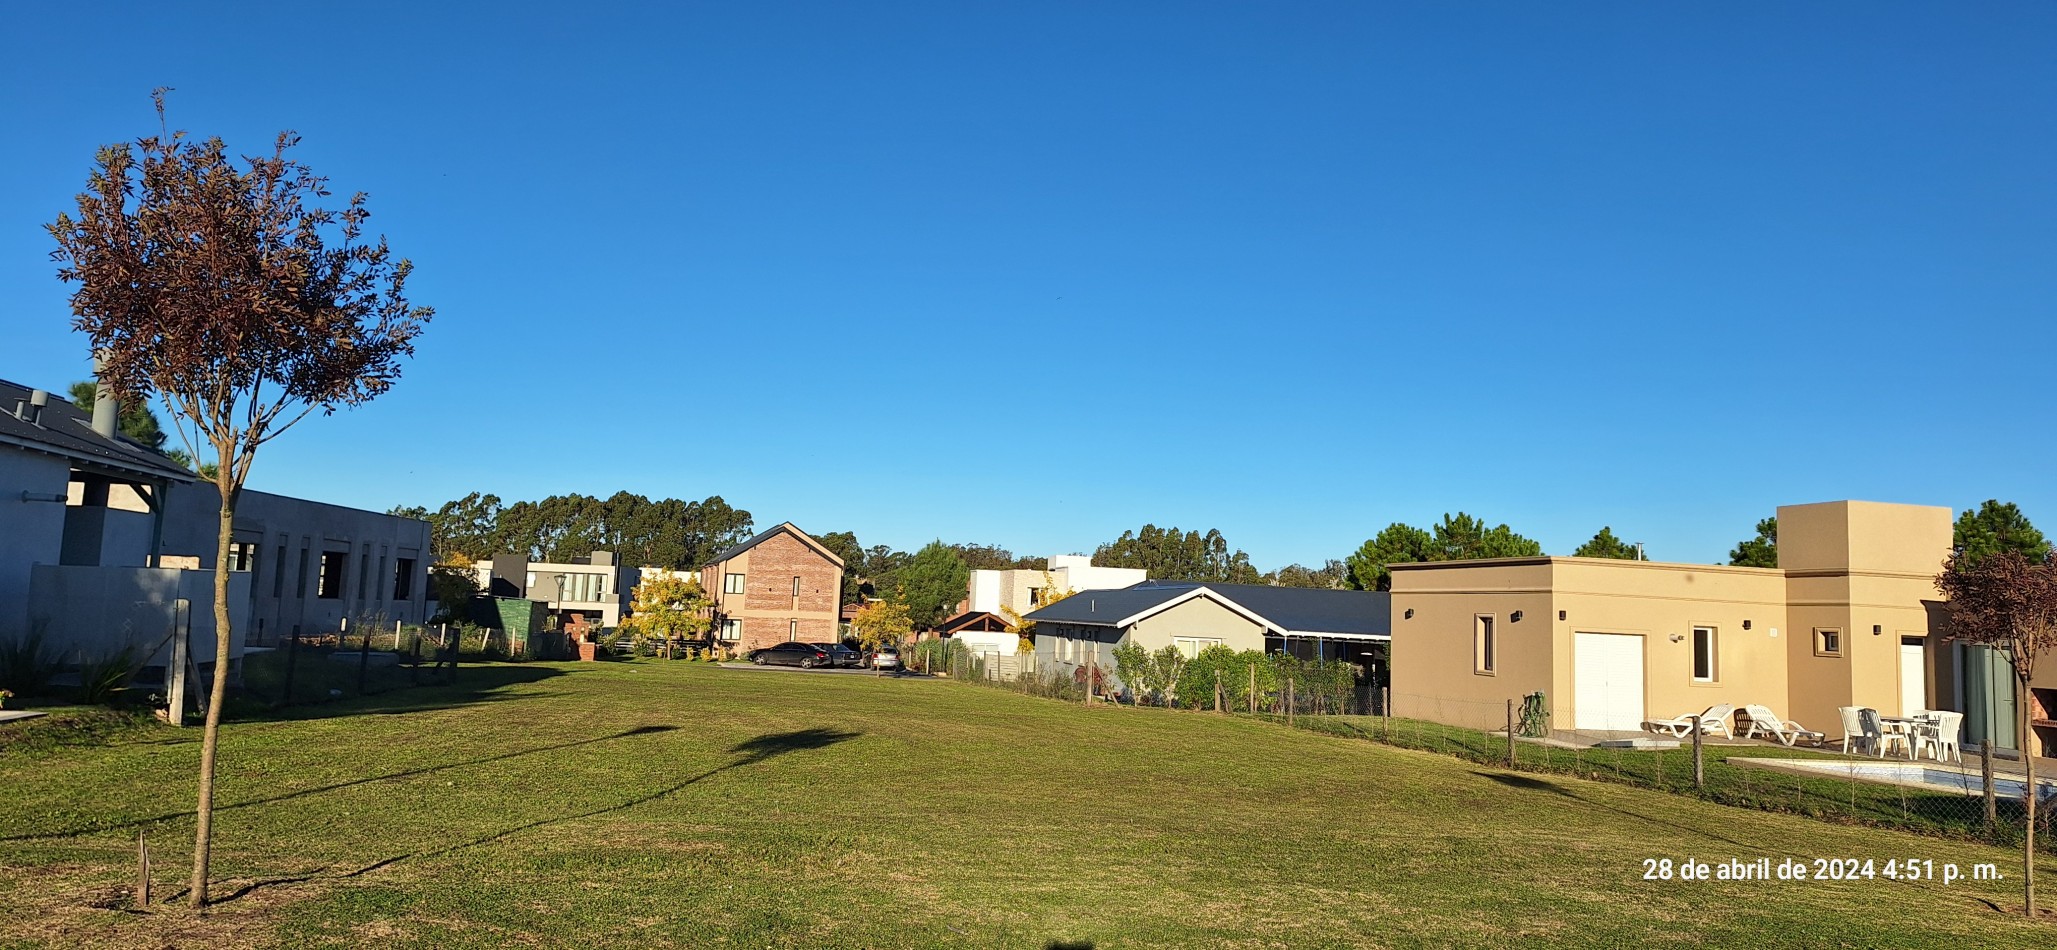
[1741,704,1825,746]
[1643,704,1734,738]
[1916,711,1963,763]
[1839,706,1880,756]
[1858,708,1908,758]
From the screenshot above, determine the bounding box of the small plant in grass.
[0,688,13,710]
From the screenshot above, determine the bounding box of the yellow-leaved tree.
[851,598,913,656]
[619,574,711,654]
[1001,571,1075,655]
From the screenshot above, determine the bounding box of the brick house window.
[724,573,746,595]
[789,620,799,641]
[720,619,742,641]
[792,576,801,596]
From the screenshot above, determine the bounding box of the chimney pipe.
[90,355,118,439]
[27,390,48,427]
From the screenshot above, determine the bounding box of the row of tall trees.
[390,491,754,570]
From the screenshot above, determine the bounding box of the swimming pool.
[1732,757,2057,801]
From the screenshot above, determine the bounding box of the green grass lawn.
[2,661,2053,949]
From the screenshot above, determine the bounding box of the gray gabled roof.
[0,378,196,483]
[702,522,845,570]
[1024,579,1391,638]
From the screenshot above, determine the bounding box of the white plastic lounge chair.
[1643,704,1733,738]
[1740,704,1825,746]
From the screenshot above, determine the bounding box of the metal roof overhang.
[1279,630,1390,642]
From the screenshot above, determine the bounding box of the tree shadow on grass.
[1045,941,1096,950]
[259,727,863,897]
[1470,770,1760,850]
[1,725,682,843]
[226,663,570,724]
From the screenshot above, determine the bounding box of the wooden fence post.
[1506,699,1517,767]
[1214,669,1223,713]
[1982,739,1997,826]
[1691,719,1705,789]
[1248,664,1256,714]
[136,830,150,908]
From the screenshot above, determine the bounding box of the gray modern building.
[2,376,431,668]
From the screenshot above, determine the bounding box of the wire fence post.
[280,625,300,706]
[1691,719,1705,790]
[1286,678,1295,727]
[1982,739,1996,826]
[354,618,371,694]
[1214,669,1223,713]
[1383,687,1392,740]
[1248,664,1256,714]
[1506,699,1517,768]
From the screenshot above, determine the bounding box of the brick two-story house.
[698,522,845,651]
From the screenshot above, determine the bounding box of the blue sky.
[3,3,2052,568]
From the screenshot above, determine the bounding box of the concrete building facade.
[967,554,1147,618]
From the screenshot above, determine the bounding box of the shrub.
[0,628,56,698]
[74,644,143,705]
[1173,644,1240,709]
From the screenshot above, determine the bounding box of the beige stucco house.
[1389,500,1974,746]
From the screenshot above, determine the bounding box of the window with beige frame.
[1814,627,1842,657]
[1474,614,1496,674]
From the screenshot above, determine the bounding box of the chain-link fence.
[910,655,2054,852]
[1304,692,2055,853]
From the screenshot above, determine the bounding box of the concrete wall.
[160,483,431,640]
[27,565,251,667]
[0,448,71,643]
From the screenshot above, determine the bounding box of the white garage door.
[1574,632,1646,731]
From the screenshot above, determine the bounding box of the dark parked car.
[750,642,833,669]
[811,642,862,668]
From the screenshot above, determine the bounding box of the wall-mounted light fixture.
[1742,620,1752,630]
[19,491,65,503]
[1669,633,1685,643]
[1558,610,1567,621]
[1403,608,1414,620]
[1873,625,1883,636]
[1510,610,1524,623]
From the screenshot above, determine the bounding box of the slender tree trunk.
[189,476,237,910]
[2021,671,2037,918]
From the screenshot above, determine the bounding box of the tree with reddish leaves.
[1936,549,2057,918]
[46,91,431,911]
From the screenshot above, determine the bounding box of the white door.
[1900,639,1926,715]
[1574,632,1646,731]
